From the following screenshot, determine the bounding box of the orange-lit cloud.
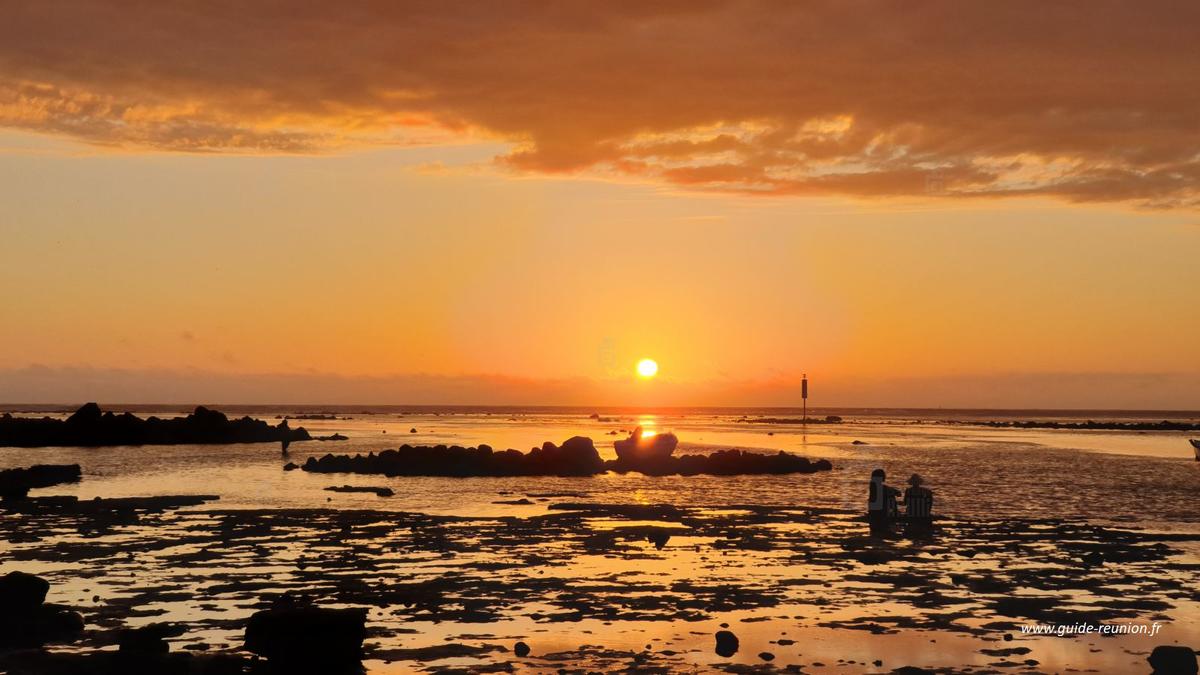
[2,1,1199,206]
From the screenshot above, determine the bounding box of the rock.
[0,404,311,448]
[715,630,739,657]
[410,428,417,433]
[892,667,934,675]
[119,623,181,656]
[316,433,349,441]
[324,485,395,497]
[514,641,531,657]
[283,462,299,471]
[301,437,831,478]
[0,571,83,649]
[0,464,82,500]
[759,651,775,661]
[244,603,367,670]
[1148,645,1198,674]
[852,440,867,445]
[613,427,678,465]
[0,570,50,611]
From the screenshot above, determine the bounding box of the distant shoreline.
[1,403,1198,420]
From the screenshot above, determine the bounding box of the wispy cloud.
[2,2,1199,207]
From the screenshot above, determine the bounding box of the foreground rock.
[714,630,739,657]
[244,601,367,672]
[0,403,311,448]
[1148,645,1198,674]
[302,435,830,478]
[0,464,81,500]
[0,571,83,649]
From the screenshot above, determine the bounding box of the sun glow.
[636,358,658,378]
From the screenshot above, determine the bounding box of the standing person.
[867,469,898,533]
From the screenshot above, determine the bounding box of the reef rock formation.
[0,464,81,500]
[303,436,605,477]
[0,404,311,448]
[301,435,831,478]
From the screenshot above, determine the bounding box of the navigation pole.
[802,373,808,423]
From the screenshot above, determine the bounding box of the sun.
[636,358,658,378]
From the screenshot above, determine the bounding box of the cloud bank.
[2,365,1197,410]
[3,1,1200,206]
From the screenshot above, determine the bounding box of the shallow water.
[3,407,1199,673]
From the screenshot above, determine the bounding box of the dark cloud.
[2,1,1199,205]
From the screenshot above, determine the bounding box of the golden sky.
[1,2,1198,406]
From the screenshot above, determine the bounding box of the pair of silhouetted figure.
[867,468,933,534]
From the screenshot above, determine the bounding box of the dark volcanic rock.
[119,623,182,656]
[302,436,830,478]
[302,436,604,477]
[715,630,739,657]
[0,570,50,611]
[613,427,678,464]
[324,485,395,497]
[244,602,367,670]
[1148,645,1198,674]
[0,464,81,500]
[0,404,311,448]
[514,641,531,657]
[608,447,832,477]
[0,571,83,649]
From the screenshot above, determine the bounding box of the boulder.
[714,630,739,657]
[1148,646,1198,674]
[0,570,50,611]
[613,427,678,466]
[244,603,367,670]
[0,571,83,649]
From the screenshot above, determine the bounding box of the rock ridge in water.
[300,434,831,478]
[0,403,311,447]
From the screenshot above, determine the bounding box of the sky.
[1,1,1198,407]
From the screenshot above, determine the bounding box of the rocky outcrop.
[973,419,1200,431]
[0,404,311,447]
[244,600,367,671]
[0,571,84,649]
[0,464,81,500]
[613,427,677,464]
[302,436,605,477]
[301,435,831,478]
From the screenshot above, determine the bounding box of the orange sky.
[1,2,1198,407]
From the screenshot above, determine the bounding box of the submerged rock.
[324,485,395,497]
[0,404,310,448]
[514,641,531,657]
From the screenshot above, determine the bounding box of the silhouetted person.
[867,468,899,534]
[280,419,291,457]
[903,474,933,520]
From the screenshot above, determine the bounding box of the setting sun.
[636,358,659,379]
